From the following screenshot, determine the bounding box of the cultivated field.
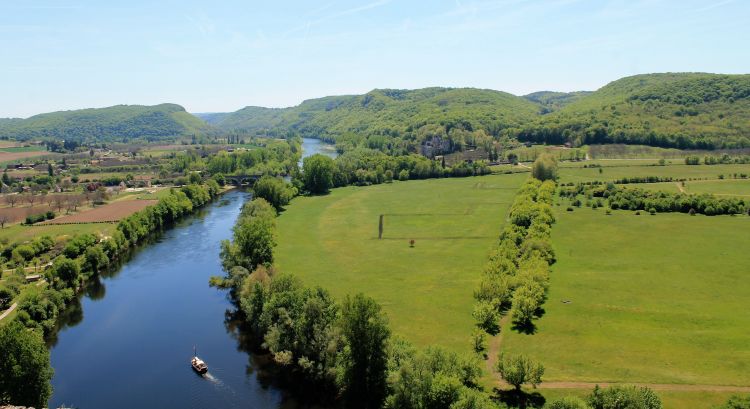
[275,173,527,352]
[40,199,158,224]
[501,209,750,389]
[0,149,54,164]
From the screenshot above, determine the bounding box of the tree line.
[560,183,748,216]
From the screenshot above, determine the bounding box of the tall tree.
[302,154,335,195]
[0,322,54,407]
[338,293,390,409]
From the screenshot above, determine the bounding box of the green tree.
[303,154,335,194]
[52,256,81,288]
[0,322,54,407]
[495,353,544,391]
[0,286,16,310]
[83,245,110,273]
[547,396,589,409]
[252,175,296,211]
[588,385,661,409]
[531,153,558,181]
[338,293,390,409]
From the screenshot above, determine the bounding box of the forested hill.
[210,88,542,154]
[0,103,211,143]
[517,73,750,149]
[523,91,593,112]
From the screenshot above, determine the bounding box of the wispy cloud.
[283,0,392,39]
[692,0,735,13]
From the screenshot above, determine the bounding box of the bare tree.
[62,179,72,191]
[5,194,18,207]
[52,195,66,212]
[0,211,9,229]
[25,193,36,207]
[69,195,82,212]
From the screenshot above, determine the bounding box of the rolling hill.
[209,87,543,153]
[518,73,750,149]
[0,103,211,143]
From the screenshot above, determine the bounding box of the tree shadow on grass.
[493,387,546,409]
[510,308,546,335]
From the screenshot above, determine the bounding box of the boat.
[191,347,208,374]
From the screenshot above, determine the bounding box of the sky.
[1,0,748,118]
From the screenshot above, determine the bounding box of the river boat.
[191,347,208,374]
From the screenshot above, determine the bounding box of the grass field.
[558,163,750,184]
[0,222,114,243]
[501,209,750,387]
[275,174,527,352]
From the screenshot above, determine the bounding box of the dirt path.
[675,182,686,193]
[0,302,17,322]
[486,314,511,374]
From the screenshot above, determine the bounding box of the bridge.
[225,174,262,186]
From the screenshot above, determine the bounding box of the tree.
[338,293,390,409]
[0,322,54,407]
[588,385,662,409]
[52,195,66,212]
[547,396,589,409]
[83,245,109,273]
[0,286,15,310]
[4,194,17,207]
[302,154,335,194]
[52,256,81,288]
[252,175,296,211]
[47,163,53,176]
[0,211,9,229]
[24,193,36,207]
[531,154,558,181]
[496,353,544,391]
[1,170,10,186]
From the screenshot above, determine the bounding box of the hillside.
[0,103,211,143]
[212,88,542,154]
[524,91,593,112]
[518,73,750,149]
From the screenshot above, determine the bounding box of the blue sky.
[1,0,748,117]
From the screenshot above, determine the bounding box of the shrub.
[566,206,574,212]
[472,301,500,335]
[648,208,656,215]
[588,385,662,409]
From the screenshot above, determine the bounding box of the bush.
[648,207,656,215]
[398,169,409,181]
[45,211,55,220]
[472,301,500,335]
[24,213,47,225]
[566,206,574,212]
[588,385,662,409]
[717,395,750,409]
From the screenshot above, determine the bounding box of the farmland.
[275,173,528,352]
[40,199,158,224]
[558,163,750,184]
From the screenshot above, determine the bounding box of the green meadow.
[501,208,750,386]
[558,163,750,184]
[275,173,527,352]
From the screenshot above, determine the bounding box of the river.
[48,138,336,409]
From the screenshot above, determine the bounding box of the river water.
[48,138,336,409]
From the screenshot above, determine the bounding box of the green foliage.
[495,353,544,390]
[546,396,590,409]
[588,385,662,409]
[0,322,54,408]
[0,286,17,310]
[252,175,297,210]
[524,91,593,112]
[385,346,487,409]
[303,154,336,194]
[51,256,81,288]
[518,73,750,149]
[83,245,109,274]
[220,198,277,271]
[339,293,391,409]
[212,88,540,155]
[717,395,750,409]
[0,103,210,143]
[63,233,98,258]
[472,301,500,335]
[532,153,559,181]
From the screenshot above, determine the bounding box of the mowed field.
[275,173,527,352]
[502,209,750,388]
[623,179,750,197]
[558,163,750,184]
[40,199,158,224]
